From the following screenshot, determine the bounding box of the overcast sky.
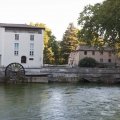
[0,0,104,40]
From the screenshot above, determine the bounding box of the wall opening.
[21,56,27,63]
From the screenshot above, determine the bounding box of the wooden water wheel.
[5,63,25,82]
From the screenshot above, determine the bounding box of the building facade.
[68,45,120,66]
[0,23,44,68]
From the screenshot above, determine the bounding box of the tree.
[47,35,61,64]
[78,0,120,49]
[30,22,61,64]
[43,47,54,64]
[61,23,79,64]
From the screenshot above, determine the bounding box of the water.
[0,83,120,120]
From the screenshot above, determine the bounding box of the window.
[14,43,19,56]
[21,56,27,63]
[92,51,95,55]
[30,35,34,41]
[30,51,34,56]
[100,51,103,55]
[108,59,111,63]
[15,34,19,40]
[30,43,34,50]
[14,51,18,56]
[29,58,34,60]
[30,43,34,56]
[84,51,87,55]
[38,30,42,34]
[100,58,103,63]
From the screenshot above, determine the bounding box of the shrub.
[78,57,97,67]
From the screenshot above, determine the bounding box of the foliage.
[30,22,61,64]
[47,35,61,64]
[78,57,97,67]
[61,23,79,64]
[43,47,54,64]
[78,0,120,49]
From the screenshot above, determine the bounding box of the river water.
[0,83,120,120]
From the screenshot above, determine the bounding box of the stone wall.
[39,67,120,83]
[1,67,120,83]
[26,76,48,83]
[0,67,5,82]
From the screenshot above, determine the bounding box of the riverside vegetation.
[31,0,120,66]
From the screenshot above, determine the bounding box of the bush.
[78,57,97,67]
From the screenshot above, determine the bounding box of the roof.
[76,45,113,51]
[0,23,45,29]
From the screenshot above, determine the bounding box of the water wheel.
[5,63,25,83]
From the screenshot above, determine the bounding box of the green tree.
[32,23,51,47]
[43,47,54,64]
[30,22,61,64]
[30,23,54,64]
[47,35,61,64]
[61,23,79,64]
[78,0,120,49]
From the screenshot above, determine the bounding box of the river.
[0,83,120,120]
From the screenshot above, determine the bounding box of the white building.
[0,23,44,68]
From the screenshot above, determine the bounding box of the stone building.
[68,45,120,66]
[0,23,44,68]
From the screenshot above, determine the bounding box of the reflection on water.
[0,83,120,120]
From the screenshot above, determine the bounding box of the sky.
[0,0,104,40]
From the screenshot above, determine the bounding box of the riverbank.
[39,67,120,84]
[1,67,120,84]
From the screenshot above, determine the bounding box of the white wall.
[2,29,44,68]
[0,28,5,66]
[0,28,4,54]
[0,55,1,66]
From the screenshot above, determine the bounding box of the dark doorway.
[21,56,27,63]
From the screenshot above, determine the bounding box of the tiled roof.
[76,45,113,51]
[0,23,45,29]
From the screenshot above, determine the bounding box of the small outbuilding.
[68,45,120,67]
